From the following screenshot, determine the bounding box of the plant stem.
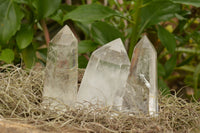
[87,0,92,4]
[65,0,72,5]
[128,0,143,59]
[104,0,108,6]
[83,54,90,60]
[41,19,50,47]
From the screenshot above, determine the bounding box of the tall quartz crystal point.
[123,35,158,115]
[43,25,78,106]
[77,38,130,109]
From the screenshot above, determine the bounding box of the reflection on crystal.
[43,25,78,106]
[77,38,130,109]
[123,35,158,115]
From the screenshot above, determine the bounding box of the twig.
[83,54,90,60]
[104,0,108,6]
[41,19,50,47]
[65,0,72,5]
[87,0,92,4]
[87,122,118,133]
[118,0,123,5]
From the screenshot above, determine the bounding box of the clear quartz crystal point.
[123,35,158,115]
[43,25,78,107]
[77,38,130,109]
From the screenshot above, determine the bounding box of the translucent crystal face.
[51,25,77,46]
[123,35,158,115]
[43,25,78,107]
[77,38,130,109]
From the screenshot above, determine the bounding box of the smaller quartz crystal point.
[123,35,158,115]
[43,25,78,107]
[77,38,130,110]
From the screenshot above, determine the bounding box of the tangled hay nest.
[0,64,200,133]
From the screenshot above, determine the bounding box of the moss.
[0,64,199,132]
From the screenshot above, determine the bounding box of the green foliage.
[22,45,36,69]
[128,0,143,58]
[64,4,119,23]
[0,0,200,100]
[0,49,14,63]
[171,0,200,7]
[78,55,88,68]
[193,63,200,99]
[33,0,61,19]
[141,1,180,29]
[16,24,34,49]
[78,40,98,54]
[91,21,124,45]
[158,78,170,95]
[158,25,176,54]
[0,0,24,44]
[164,55,177,78]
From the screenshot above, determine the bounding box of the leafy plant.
[0,0,200,100]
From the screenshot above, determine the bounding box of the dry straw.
[0,64,200,132]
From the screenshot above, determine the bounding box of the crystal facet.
[123,35,158,115]
[43,25,78,106]
[77,38,130,109]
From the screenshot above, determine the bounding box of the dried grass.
[0,64,200,133]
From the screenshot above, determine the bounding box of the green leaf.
[33,0,61,19]
[61,4,77,12]
[128,0,143,59]
[16,24,33,49]
[50,9,63,25]
[158,25,176,53]
[78,40,98,54]
[164,54,177,78]
[37,48,47,62]
[78,55,88,68]
[91,21,124,45]
[75,22,90,38]
[37,48,47,66]
[64,4,118,23]
[140,1,180,31]
[193,63,200,99]
[158,78,170,96]
[32,42,41,49]
[176,47,200,54]
[22,45,36,69]
[171,0,200,7]
[192,31,200,44]
[176,65,195,72]
[193,63,200,90]
[0,49,15,63]
[0,0,24,44]
[14,0,30,4]
[177,55,194,67]
[158,62,166,77]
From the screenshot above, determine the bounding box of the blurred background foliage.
[0,0,200,100]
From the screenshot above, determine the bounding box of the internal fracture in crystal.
[123,35,158,115]
[77,38,130,109]
[43,25,78,106]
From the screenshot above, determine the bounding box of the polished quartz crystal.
[123,35,158,115]
[77,38,130,110]
[43,25,78,106]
